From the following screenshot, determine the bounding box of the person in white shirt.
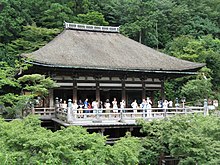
[61,100,67,112]
[168,100,173,108]
[131,99,138,113]
[162,100,169,117]
[72,100,78,118]
[120,100,126,113]
[112,98,118,113]
[92,100,99,114]
[104,99,111,117]
[146,97,152,118]
[141,99,147,109]
[141,99,147,117]
[163,100,169,110]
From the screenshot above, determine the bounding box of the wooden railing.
[33,107,56,119]
[54,107,206,124]
[32,106,208,123]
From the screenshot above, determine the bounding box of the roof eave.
[27,61,201,75]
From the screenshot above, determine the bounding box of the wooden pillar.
[122,79,126,101]
[49,89,54,107]
[151,91,155,105]
[160,79,165,100]
[72,78,77,102]
[95,77,100,102]
[140,76,146,99]
[142,80,146,99]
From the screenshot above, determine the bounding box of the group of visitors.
[157,99,173,109]
[58,97,178,120]
[58,97,153,114]
[59,98,126,114]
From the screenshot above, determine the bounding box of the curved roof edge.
[27,60,204,75]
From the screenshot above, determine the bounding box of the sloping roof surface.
[24,29,204,72]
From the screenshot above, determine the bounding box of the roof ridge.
[64,22,120,33]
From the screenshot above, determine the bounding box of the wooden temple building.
[23,22,204,108]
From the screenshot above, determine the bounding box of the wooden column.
[151,91,155,105]
[140,76,146,99]
[95,77,100,102]
[122,79,126,101]
[49,89,54,107]
[142,80,146,99]
[160,79,165,100]
[72,77,77,102]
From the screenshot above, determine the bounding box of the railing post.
[204,99,208,116]
[93,108,102,123]
[55,97,59,118]
[119,109,125,123]
[44,108,46,116]
[164,108,167,118]
[181,97,186,114]
[31,103,35,115]
[175,97,179,112]
[67,99,73,123]
[143,108,146,118]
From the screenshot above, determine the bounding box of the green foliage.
[0,116,141,164]
[39,3,73,28]
[0,0,32,43]
[0,62,19,89]
[137,114,220,164]
[18,74,58,97]
[1,26,60,65]
[109,133,141,165]
[0,62,58,118]
[74,11,109,26]
[165,35,220,100]
[181,78,212,101]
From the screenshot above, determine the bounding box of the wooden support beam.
[140,76,147,99]
[72,78,77,102]
[49,89,54,107]
[95,76,101,102]
[160,79,165,101]
[142,80,146,99]
[122,80,126,101]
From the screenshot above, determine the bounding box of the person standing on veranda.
[78,100,84,118]
[131,99,138,114]
[112,98,118,117]
[141,99,147,117]
[120,100,126,113]
[92,100,99,114]
[84,98,89,117]
[112,98,118,113]
[104,99,111,118]
[72,100,78,119]
[146,97,152,118]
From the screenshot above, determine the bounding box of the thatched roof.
[23,23,204,73]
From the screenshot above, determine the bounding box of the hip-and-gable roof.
[23,23,205,73]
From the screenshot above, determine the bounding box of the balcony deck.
[34,107,206,127]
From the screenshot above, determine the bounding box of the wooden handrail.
[33,106,206,123]
[53,107,205,123]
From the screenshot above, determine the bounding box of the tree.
[1,26,60,66]
[180,67,213,103]
[137,114,220,164]
[74,11,109,26]
[0,62,57,119]
[109,133,141,165]
[39,3,73,28]
[165,35,220,101]
[0,115,141,164]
